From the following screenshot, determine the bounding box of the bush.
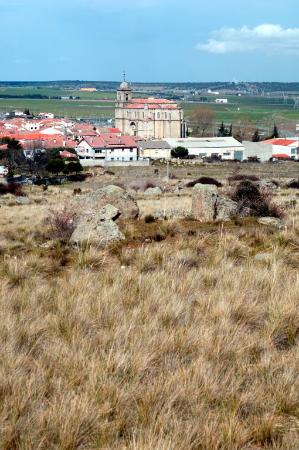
[129,179,158,192]
[286,180,299,189]
[0,182,25,197]
[186,177,222,188]
[171,146,189,158]
[228,174,260,184]
[47,208,76,241]
[144,214,156,223]
[231,181,283,218]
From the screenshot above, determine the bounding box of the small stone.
[16,196,31,205]
[258,217,283,229]
[144,187,162,196]
[254,252,272,262]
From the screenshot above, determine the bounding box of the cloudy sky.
[1,0,299,81]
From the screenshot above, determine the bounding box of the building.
[215,98,228,104]
[76,134,138,162]
[164,137,244,160]
[243,141,273,162]
[115,80,185,139]
[139,140,172,159]
[262,138,299,160]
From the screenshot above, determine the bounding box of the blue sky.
[1,0,299,82]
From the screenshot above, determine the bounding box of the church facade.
[115,81,185,140]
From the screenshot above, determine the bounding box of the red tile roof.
[262,138,297,146]
[127,97,180,110]
[83,134,137,149]
[60,150,77,159]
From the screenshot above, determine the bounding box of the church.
[115,80,186,140]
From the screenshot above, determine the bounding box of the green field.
[0,87,298,124]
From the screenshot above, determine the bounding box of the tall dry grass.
[0,210,299,449]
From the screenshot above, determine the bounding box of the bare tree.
[233,117,255,142]
[188,106,215,137]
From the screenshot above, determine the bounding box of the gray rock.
[215,196,238,221]
[98,204,120,221]
[16,196,31,205]
[192,184,218,221]
[153,209,193,220]
[258,217,283,228]
[254,252,272,262]
[75,184,139,220]
[70,217,124,246]
[258,179,279,191]
[144,187,162,196]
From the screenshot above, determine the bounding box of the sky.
[1,0,299,82]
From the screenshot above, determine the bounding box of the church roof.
[127,98,179,110]
[119,81,131,90]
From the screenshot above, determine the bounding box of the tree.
[217,121,232,137]
[46,158,65,175]
[67,161,83,173]
[233,117,255,142]
[24,108,31,116]
[171,146,189,158]
[188,106,215,137]
[271,123,279,139]
[0,137,25,170]
[252,129,260,142]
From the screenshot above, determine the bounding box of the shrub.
[129,179,158,192]
[228,174,260,184]
[186,177,222,188]
[0,182,25,196]
[231,180,283,218]
[286,180,299,189]
[47,207,76,241]
[171,146,189,158]
[144,214,156,223]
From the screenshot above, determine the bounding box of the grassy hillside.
[0,164,299,448]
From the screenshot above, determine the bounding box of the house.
[215,99,228,104]
[139,140,172,159]
[76,134,138,162]
[164,137,244,160]
[261,138,299,160]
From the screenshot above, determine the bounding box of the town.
[1,79,299,181]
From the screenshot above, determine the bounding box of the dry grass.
[0,175,299,449]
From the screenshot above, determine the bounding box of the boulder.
[192,184,218,221]
[144,187,162,196]
[75,185,139,220]
[70,217,124,246]
[215,196,238,221]
[98,204,120,221]
[257,217,283,229]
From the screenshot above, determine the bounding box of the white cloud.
[197,24,299,55]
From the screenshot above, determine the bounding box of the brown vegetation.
[0,166,298,449]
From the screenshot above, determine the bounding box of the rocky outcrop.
[75,185,139,220]
[70,217,124,246]
[192,184,238,222]
[192,184,218,221]
[70,185,138,246]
